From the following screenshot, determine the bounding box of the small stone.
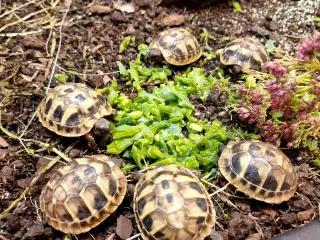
[269,20,280,31]
[291,199,310,211]
[297,209,315,222]
[6,214,21,232]
[161,14,185,26]
[110,12,128,22]
[116,215,133,239]
[17,178,31,189]
[280,212,297,225]
[23,223,53,239]
[88,5,112,14]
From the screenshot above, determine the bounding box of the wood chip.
[116,215,133,239]
[162,14,185,26]
[0,136,9,147]
[88,5,112,14]
[113,1,136,13]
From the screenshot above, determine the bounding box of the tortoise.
[220,37,269,73]
[37,83,113,150]
[218,140,297,204]
[133,164,216,240]
[40,154,127,234]
[148,28,202,66]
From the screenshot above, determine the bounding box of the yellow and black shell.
[220,37,269,71]
[149,28,202,66]
[218,140,297,204]
[133,164,216,240]
[37,83,112,137]
[40,155,127,234]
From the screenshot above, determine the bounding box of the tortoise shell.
[40,155,127,234]
[37,83,112,137]
[218,140,297,204]
[133,164,215,240]
[220,37,269,71]
[149,28,202,66]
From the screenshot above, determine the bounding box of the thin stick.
[45,0,71,94]
[0,8,48,32]
[209,183,230,197]
[0,113,70,162]
[0,0,38,19]
[127,233,141,240]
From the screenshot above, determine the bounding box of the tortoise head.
[148,48,165,63]
[229,65,243,74]
[93,118,110,136]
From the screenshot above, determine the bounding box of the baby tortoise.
[37,83,113,150]
[218,140,297,204]
[149,28,202,66]
[40,155,127,234]
[220,37,269,73]
[133,164,216,240]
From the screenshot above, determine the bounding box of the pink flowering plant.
[227,33,320,151]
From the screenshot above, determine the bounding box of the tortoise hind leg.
[84,133,98,151]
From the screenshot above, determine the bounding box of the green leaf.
[312,158,320,168]
[138,44,150,55]
[119,36,131,54]
[121,164,136,173]
[116,61,128,77]
[106,137,135,154]
[232,1,243,13]
[272,111,283,119]
[146,146,165,159]
[55,72,68,84]
[265,39,277,54]
[129,63,140,82]
[187,123,203,133]
[132,145,143,169]
[314,18,320,22]
[113,125,142,139]
[306,139,318,151]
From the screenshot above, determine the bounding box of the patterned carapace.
[218,140,297,204]
[149,28,202,66]
[40,155,127,234]
[133,164,215,240]
[37,83,112,137]
[220,37,269,71]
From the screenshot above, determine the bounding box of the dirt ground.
[0,0,319,239]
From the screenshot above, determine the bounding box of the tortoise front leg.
[84,133,98,151]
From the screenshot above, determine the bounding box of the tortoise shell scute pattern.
[218,140,297,204]
[133,164,215,240]
[37,83,112,137]
[220,37,269,71]
[40,155,127,234]
[149,28,202,66]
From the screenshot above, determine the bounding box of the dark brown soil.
[0,0,319,240]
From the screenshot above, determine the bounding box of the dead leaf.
[297,208,315,222]
[88,5,112,14]
[113,1,136,13]
[116,215,133,239]
[261,208,278,218]
[103,75,112,85]
[162,13,185,26]
[0,149,9,160]
[0,136,9,147]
